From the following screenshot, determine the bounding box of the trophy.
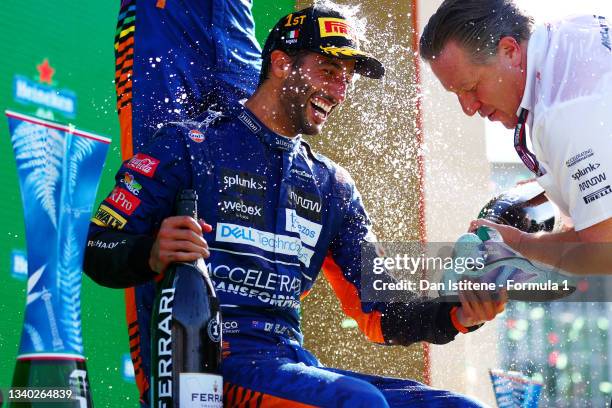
[6,111,110,407]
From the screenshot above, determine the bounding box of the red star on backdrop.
[37,59,55,84]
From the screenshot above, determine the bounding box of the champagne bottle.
[150,189,223,408]
[9,360,92,407]
[476,182,576,301]
[478,182,557,233]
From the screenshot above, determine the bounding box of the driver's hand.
[149,216,212,274]
[456,284,507,327]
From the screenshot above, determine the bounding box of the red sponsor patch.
[189,129,205,143]
[104,186,141,215]
[126,153,160,177]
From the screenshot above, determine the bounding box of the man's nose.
[328,80,347,104]
[457,92,480,117]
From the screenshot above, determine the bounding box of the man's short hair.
[420,0,534,64]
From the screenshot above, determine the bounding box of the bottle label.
[207,316,221,343]
[179,373,223,407]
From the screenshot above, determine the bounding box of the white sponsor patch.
[215,223,314,267]
[285,209,322,247]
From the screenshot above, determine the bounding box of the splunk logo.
[221,168,266,196]
[571,163,600,181]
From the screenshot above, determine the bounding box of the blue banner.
[7,111,110,359]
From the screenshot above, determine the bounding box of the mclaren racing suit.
[84,100,484,407]
[114,0,261,157]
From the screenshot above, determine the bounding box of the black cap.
[259,5,385,84]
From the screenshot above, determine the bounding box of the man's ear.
[269,50,293,79]
[497,36,522,67]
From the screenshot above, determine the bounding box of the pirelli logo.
[92,204,127,230]
[583,185,612,204]
[319,18,352,39]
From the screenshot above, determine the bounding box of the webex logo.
[219,196,264,226]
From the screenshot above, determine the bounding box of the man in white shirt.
[420,0,612,275]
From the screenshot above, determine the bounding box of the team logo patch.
[105,186,141,215]
[92,204,127,230]
[188,129,205,143]
[121,172,142,196]
[319,17,352,39]
[126,153,160,177]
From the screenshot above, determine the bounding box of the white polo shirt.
[521,14,612,231]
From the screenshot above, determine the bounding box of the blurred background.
[0,0,611,407]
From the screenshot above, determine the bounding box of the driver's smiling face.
[280,52,355,136]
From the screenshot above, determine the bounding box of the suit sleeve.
[83,126,192,288]
[325,169,476,346]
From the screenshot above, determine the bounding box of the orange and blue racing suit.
[113,1,261,401]
[84,100,485,407]
[114,0,261,157]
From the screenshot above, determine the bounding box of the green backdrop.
[0,1,293,406]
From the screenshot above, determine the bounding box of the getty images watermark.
[360,242,612,303]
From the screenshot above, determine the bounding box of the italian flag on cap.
[287,29,299,39]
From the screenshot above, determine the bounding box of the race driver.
[86,4,505,407]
